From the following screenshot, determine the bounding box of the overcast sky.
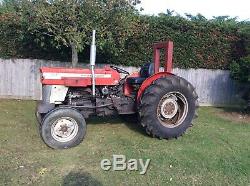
[138,0,250,21]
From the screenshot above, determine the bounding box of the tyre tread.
[139,75,199,139]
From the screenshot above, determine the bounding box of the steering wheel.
[110,65,129,75]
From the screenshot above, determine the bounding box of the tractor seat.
[126,77,146,85]
[126,63,154,85]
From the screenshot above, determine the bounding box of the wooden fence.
[0,59,239,106]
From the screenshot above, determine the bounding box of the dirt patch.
[216,109,250,123]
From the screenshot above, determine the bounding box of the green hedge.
[0,5,248,69]
[115,15,245,69]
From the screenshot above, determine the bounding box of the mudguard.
[136,72,174,103]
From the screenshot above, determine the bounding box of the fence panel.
[0,59,239,106]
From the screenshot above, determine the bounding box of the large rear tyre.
[139,75,198,139]
[40,108,86,149]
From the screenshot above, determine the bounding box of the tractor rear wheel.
[40,108,86,149]
[139,75,198,139]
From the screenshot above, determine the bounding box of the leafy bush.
[229,25,250,109]
[230,58,250,109]
[230,57,250,83]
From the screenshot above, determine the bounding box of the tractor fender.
[137,72,174,103]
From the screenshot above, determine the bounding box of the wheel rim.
[51,117,78,142]
[157,91,188,128]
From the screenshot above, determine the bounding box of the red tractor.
[36,31,198,149]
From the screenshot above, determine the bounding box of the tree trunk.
[71,43,78,67]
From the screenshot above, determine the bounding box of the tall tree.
[29,0,87,67]
[29,0,140,67]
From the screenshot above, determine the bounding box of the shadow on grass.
[220,106,250,115]
[86,115,149,137]
[63,170,102,186]
[215,106,250,123]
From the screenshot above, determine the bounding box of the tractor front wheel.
[139,75,198,139]
[40,108,86,149]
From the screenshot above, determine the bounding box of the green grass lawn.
[0,100,249,186]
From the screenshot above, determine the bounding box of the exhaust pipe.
[90,30,96,96]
